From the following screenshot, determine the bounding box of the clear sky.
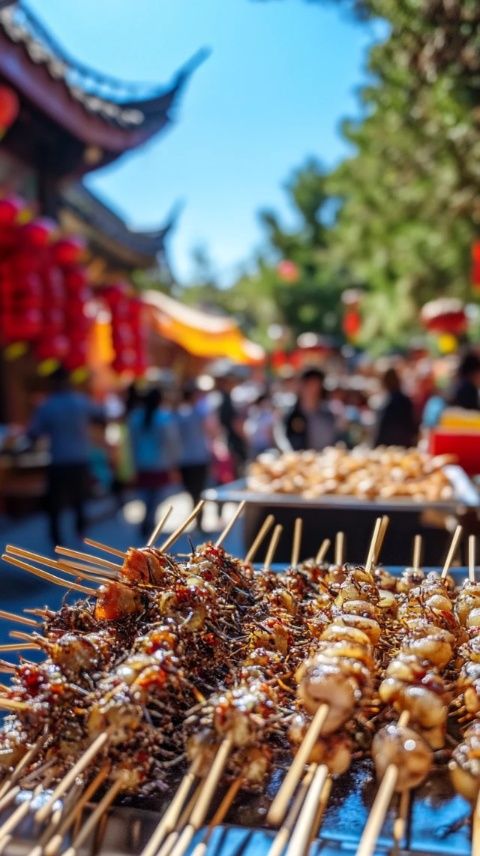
[28,0,381,283]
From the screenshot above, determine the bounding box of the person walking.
[128,387,180,540]
[28,366,105,545]
[373,367,417,447]
[451,352,480,410]
[176,382,212,530]
[284,367,337,451]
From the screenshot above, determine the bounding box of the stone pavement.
[0,491,243,649]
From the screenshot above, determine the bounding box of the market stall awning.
[143,290,265,365]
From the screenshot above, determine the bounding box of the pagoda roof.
[60,182,180,273]
[0,1,208,156]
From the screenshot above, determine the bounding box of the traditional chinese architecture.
[0,0,207,274]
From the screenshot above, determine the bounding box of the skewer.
[469,535,476,584]
[169,737,233,856]
[267,703,329,826]
[42,765,110,856]
[215,500,246,548]
[308,775,332,847]
[83,538,126,559]
[284,764,329,856]
[441,524,463,579]
[139,758,202,856]
[147,504,174,547]
[0,610,39,628]
[356,711,410,856]
[291,518,303,567]
[5,544,112,585]
[267,765,317,856]
[335,531,345,566]
[155,786,202,856]
[473,790,480,856]
[412,534,422,572]
[315,539,331,564]
[35,731,109,823]
[54,546,121,571]
[0,783,42,840]
[244,514,275,563]
[1,555,98,598]
[62,775,125,856]
[0,644,38,654]
[55,560,115,584]
[9,630,40,643]
[160,501,205,552]
[392,788,410,852]
[0,738,44,803]
[190,776,243,856]
[374,515,389,566]
[264,525,283,571]
[365,518,382,572]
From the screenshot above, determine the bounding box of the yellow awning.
[143,290,265,365]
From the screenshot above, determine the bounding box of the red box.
[429,429,480,476]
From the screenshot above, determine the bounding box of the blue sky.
[29,0,381,283]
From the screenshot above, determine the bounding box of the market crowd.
[3,349,480,544]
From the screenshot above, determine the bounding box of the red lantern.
[0,86,20,133]
[421,298,468,335]
[343,309,361,339]
[52,237,86,267]
[21,218,56,249]
[0,195,25,227]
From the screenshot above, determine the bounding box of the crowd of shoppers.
[7,347,480,544]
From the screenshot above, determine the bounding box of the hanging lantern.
[0,85,20,135]
[21,218,56,249]
[277,259,299,284]
[471,241,480,290]
[421,298,468,335]
[52,236,86,267]
[0,195,25,227]
[343,309,362,339]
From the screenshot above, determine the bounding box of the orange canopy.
[142,290,265,365]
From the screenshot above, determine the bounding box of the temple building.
[0,0,207,276]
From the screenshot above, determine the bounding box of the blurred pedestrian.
[128,387,180,539]
[451,352,480,410]
[28,366,105,545]
[245,393,276,457]
[176,382,212,530]
[284,367,337,451]
[373,367,416,447]
[215,372,247,476]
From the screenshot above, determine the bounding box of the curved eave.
[0,29,173,152]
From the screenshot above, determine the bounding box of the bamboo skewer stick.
[147,504,174,547]
[244,514,275,563]
[0,739,44,801]
[156,786,202,856]
[42,766,110,856]
[0,644,38,654]
[267,765,317,856]
[83,538,126,559]
[374,515,389,566]
[1,555,98,598]
[264,525,283,571]
[356,711,410,856]
[62,775,125,856]
[0,783,42,840]
[392,788,410,852]
[365,518,382,572]
[215,500,246,548]
[190,776,243,856]
[160,501,205,552]
[0,610,39,628]
[139,758,202,856]
[441,524,463,579]
[335,531,345,566]
[315,539,331,564]
[5,544,112,585]
[267,703,329,826]
[308,775,332,847]
[469,536,476,584]
[169,737,233,856]
[412,535,422,572]
[473,790,480,856]
[284,764,329,856]
[54,546,121,571]
[35,731,109,824]
[291,518,303,567]
[55,560,114,584]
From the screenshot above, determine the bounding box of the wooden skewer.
[441,524,463,579]
[264,525,283,571]
[169,737,233,856]
[0,785,20,814]
[356,710,410,856]
[244,514,275,563]
[0,660,17,673]
[55,560,113,584]
[308,775,332,846]
[0,609,39,628]
[412,535,422,572]
[284,764,329,856]
[30,782,84,856]
[215,500,246,548]
[267,765,317,856]
[35,731,109,824]
[139,758,202,856]
[155,785,202,856]
[62,775,125,856]
[147,504,174,547]
[0,783,42,839]
[43,765,110,856]
[335,531,345,566]
[315,539,330,564]
[160,501,205,552]
[5,544,112,585]
[469,535,476,584]
[473,788,480,856]
[392,787,410,851]
[374,515,389,566]
[190,776,243,856]
[9,630,40,644]
[365,518,382,572]
[83,538,126,559]
[0,644,38,654]
[2,555,98,598]
[0,739,44,802]
[291,518,303,567]
[54,546,121,571]
[267,703,329,826]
